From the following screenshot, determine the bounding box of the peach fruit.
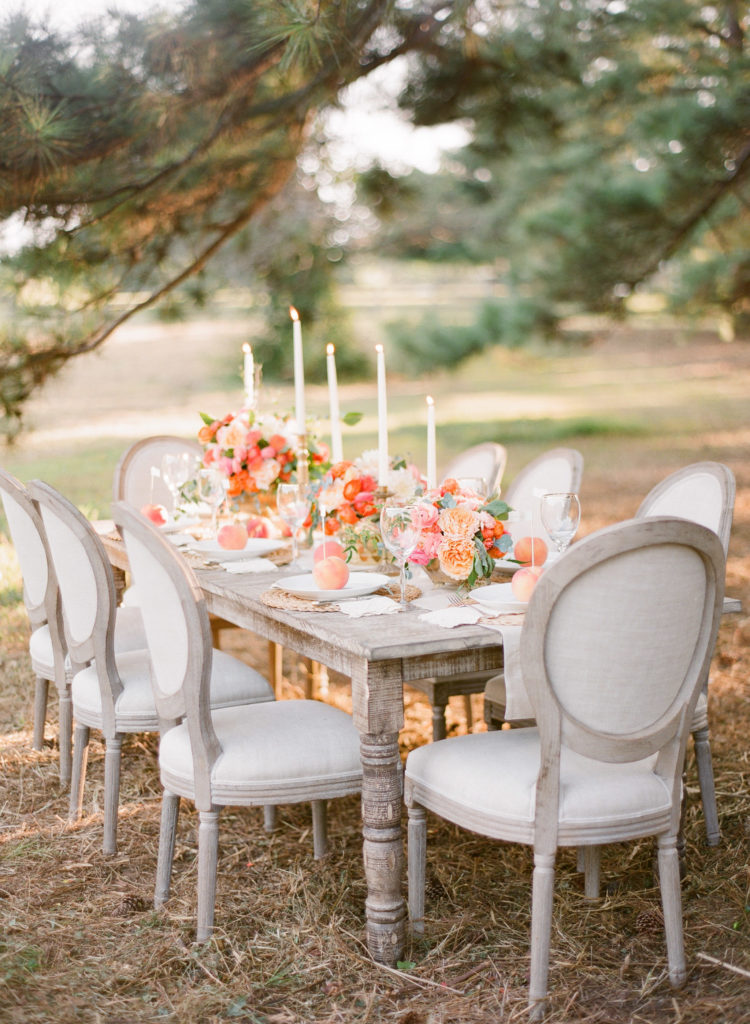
[313,555,350,590]
[245,516,270,539]
[313,540,345,563]
[511,565,544,603]
[141,503,167,526]
[217,523,248,550]
[513,535,548,567]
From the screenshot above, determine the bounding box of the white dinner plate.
[273,572,391,603]
[491,555,521,574]
[468,581,527,612]
[160,515,200,534]
[190,537,283,561]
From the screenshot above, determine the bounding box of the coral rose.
[438,536,476,581]
[438,505,479,540]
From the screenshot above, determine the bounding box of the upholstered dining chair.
[0,468,69,780]
[406,517,725,1019]
[441,442,507,497]
[410,446,583,742]
[112,501,363,942]
[113,434,203,512]
[28,480,275,856]
[485,461,735,850]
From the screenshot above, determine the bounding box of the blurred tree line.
[0,0,747,436]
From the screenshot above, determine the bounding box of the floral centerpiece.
[197,409,329,500]
[312,450,422,563]
[408,478,513,587]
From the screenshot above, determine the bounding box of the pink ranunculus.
[219,456,234,476]
[246,429,263,447]
[260,445,277,459]
[417,528,443,561]
[411,502,439,530]
[408,547,433,565]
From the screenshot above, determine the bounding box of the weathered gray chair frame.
[112,434,203,511]
[113,501,363,942]
[406,517,725,1019]
[412,446,582,742]
[0,468,70,783]
[441,442,508,497]
[485,460,735,848]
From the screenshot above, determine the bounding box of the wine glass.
[380,503,421,607]
[276,482,310,567]
[455,476,488,500]
[540,492,581,558]
[196,467,226,536]
[161,452,199,515]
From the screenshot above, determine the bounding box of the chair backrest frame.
[521,516,725,853]
[28,480,123,728]
[0,468,66,679]
[112,501,219,808]
[441,442,508,497]
[113,435,203,510]
[503,447,584,509]
[636,461,735,555]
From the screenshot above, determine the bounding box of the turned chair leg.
[312,800,328,859]
[103,734,124,855]
[155,792,180,908]
[32,677,49,751]
[529,851,555,1021]
[407,804,427,934]
[196,809,220,943]
[58,687,73,789]
[69,723,90,822]
[657,834,687,989]
[263,805,278,832]
[463,694,474,732]
[431,700,448,742]
[692,724,720,846]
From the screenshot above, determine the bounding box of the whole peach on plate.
[141,503,167,526]
[245,516,269,539]
[217,523,248,550]
[312,556,350,590]
[511,565,544,603]
[313,540,345,563]
[513,535,548,567]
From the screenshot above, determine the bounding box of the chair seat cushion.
[159,700,363,805]
[29,605,147,678]
[405,728,670,845]
[72,648,274,731]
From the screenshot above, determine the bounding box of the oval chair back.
[113,435,203,511]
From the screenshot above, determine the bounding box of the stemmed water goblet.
[161,452,199,516]
[276,482,310,567]
[540,492,581,559]
[196,467,227,537]
[380,502,421,607]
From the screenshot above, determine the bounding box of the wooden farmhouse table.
[99,530,506,965]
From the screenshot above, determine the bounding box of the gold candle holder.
[296,433,310,488]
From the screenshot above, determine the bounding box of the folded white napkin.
[167,532,193,547]
[419,606,482,628]
[221,557,278,574]
[338,596,400,618]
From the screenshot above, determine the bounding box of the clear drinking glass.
[276,482,310,567]
[455,476,488,500]
[540,492,581,557]
[196,467,226,536]
[380,503,421,607]
[161,452,199,514]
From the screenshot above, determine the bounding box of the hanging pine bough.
[0,0,445,437]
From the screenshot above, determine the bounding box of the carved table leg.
[360,732,406,965]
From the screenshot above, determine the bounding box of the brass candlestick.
[296,433,310,488]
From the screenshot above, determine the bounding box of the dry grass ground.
[0,319,748,1022]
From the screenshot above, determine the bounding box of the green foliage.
[372,0,750,348]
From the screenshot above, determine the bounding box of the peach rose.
[438,536,476,581]
[438,505,479,540]
[216,418,249,451]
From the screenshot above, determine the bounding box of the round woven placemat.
[260,580,421,613]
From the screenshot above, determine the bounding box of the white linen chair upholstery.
[28,480,275,856]
[112,501,363,942]
[441,442,507,497]
[406,517,725,1019]
[0,468,69,781]
[113,434,203,512]
[485,461,735,849]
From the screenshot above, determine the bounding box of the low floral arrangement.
[198,409,329,498]
[312,451,422,562]
[408,479,513,586]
